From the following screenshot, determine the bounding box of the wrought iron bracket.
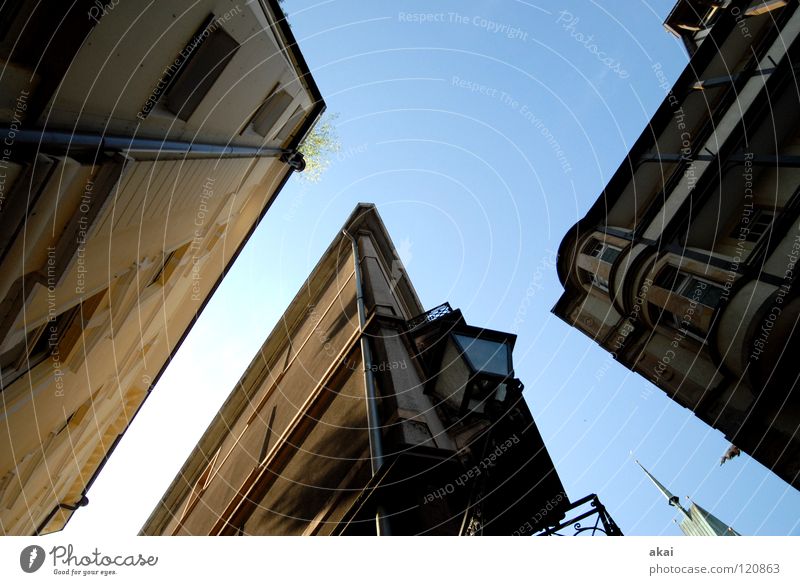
[538,494,623,536]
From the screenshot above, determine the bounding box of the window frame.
[649,265,725,341]
[241,86,295,138]
[728,207,777,244]
[158,15,241,122]
[580,238,622,293]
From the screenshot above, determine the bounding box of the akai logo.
[20,545,46,573]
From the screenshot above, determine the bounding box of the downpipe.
[342,229,391,536]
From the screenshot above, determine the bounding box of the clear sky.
[60,0,800,537]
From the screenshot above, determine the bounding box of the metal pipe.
[342,229,391,536]
[34,496,89,535]
[4,128,293,159]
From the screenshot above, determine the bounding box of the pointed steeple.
[635,460,690,519]
[634,459,740,536]
[636,460,680,506]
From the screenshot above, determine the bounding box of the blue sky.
[62,0,800,536]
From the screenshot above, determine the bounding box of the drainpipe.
[5,128,306,169]
[34,496,89,535]
[342,229,391,536]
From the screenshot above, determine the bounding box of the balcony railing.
[405,302,453,331]
[537,494,623,536]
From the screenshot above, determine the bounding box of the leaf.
[297,112,341,182]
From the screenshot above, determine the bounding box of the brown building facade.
[0,0,323,534]
[554,0,800,488]
[142,203,600,536]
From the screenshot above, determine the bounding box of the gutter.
[4,128,307,169]
[342,229,391,536]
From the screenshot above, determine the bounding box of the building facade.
[554,0,800,489]
[0,0,323,534]
[142,204,616,536]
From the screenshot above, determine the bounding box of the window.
[0,324,48,390]
[452,334,511,377]
[650,266,725,339]
[590,272,610,291]
[654,266,724,308]
[176,447,220,528]
[729,208,776,243]
[245,89,294,138]
[0,304,82,390]
[161,17,240,121]
[0,155,57,265]
[149,250,177,287]
[50,159,126,286]
[582,238,622,292]
[598,244,622,264]
[586,240,604,257]
[585,239,622,264]
[580,268,610,292]
[273,105,306,143]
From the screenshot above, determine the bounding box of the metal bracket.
[281,150,306,172]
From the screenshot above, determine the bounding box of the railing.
[405,302,453,331]
[537,494,623,536]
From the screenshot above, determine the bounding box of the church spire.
[635,460,689,518]
[634,459,739,536]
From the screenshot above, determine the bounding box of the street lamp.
[407,304,519,416]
